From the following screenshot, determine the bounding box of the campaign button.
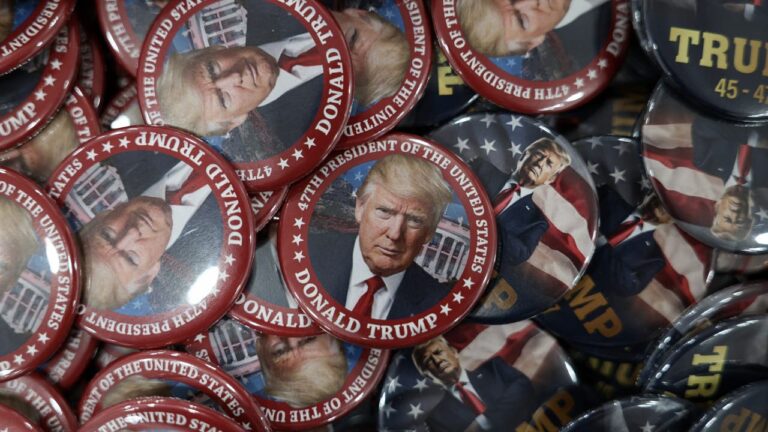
[78,397,246,432]
[0,168,79,382]
[229,222,322,337]
[639,0,768,120]
[0,403,43,432]
[78,349,270,430]
[137,0,354,191]
[535,136,713,349]
[429,113,598,322]
[689,380,768,432]
[185,317,388,430]
[643,314,768,404]
[0,373,78,431]
[45,125,255,348]
[279,133,496,348]
[0,0,75,75]
[1,86,101,184]
[638,281,768,388]
[431,0,632,113]
[642,83,768,253]
[561,395,696,432]
[324,0,432,147]
[76,21,106,111]
[0,20,79,151]
[41,328,98,389]
[249,189,287,236]
[378,321,596,431]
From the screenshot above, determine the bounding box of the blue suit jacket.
[426,358,536,432]
[308,231,451,319]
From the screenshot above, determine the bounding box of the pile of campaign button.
[689,381,768,432]
[429,113,598,322]
[561,395,697,431]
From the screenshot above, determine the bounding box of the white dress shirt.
[446,369,492,430]
[498,180,536,215]
[345,236,405,319]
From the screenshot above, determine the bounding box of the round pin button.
[41,328,98,389]
[325,0,432,147]
[0,373,78,431]
[1,86,101,184]
[79,350,270,430]
[378,321,596,431]
[431,0,631,113]
[185,317,389,430]
[78,397,246,432]
[689,381,768,432]
[637,281,768,388]
[99,84,141,130]
[0,404,42,432]
[429,113,598,322]
[249,189,287,235]
[45,125,255,348]
[229,222,322,336]
[279,133,496,348]
[0,168,80,382]
[642,83,768,253]
[639,0,768,120]
[535,136,713,349]
[137,0,354,192]
[96,0,168,76]
[643,314,768,404]
[0,0,75,75]
[77,22,106,111]
[561,395,696,432]
[0,20,79,151]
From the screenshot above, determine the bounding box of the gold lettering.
[487,274,517,309]
[733,37,762,74]
[669,27,700,64]
[701,32,730,69]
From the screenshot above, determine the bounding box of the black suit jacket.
[426,358,536,432]
[308,231,451,319]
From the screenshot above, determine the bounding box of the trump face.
[419,337,461,384]
[492,0,570,53]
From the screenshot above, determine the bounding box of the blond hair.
[101,376,172,408]
[257,338,348,408]
[358,154,453,232]
[20,110,78,182]
[457,0,514,56]
[355,13,410,106]
[0,196,38,293]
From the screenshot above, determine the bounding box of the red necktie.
[734,144,752,185]
[166,171,208,205]
[607,218,644,247]
[493,183,521,215]
[278,46,321,72]
[456,381,486,415]
[352,276,385,317]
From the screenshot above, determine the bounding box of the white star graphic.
[609,167,626,183]
[37,333,49,344]
[292,148,303,160]
[587,69,598,80]
[86,149,98,161]
[294,218,305,229]
[219,271,230,281]
[194,334,206,343]
[26,345,38,356]
[574,78,585,88]
[293,251,305,262]
[407,403,424,420]
[386,375,403,393]
[480,139,497,155]
[453,291,464,303]
[480,113,496,128]
[34,90,46,101]
[382,403,396,418]
[50,59,63,70]
[440,304,452,315]
[413,378,429,392]
[243,422,251,431]
[351,189,357,199]
[614,141,632,155]
[640,422,654,432]
[587,161,599,176]
[589,137,603,149]
[597,58,607,69]
[13,355,23,365]
[43,75,56,86]
[758,208,768,221]
[292,234,303,245]
[102,142,113,153]
[640,177,652,190]
[278,158,289,169]
[463,277,475,289]
[118,137,130,148]
[508,141,522,156]
[354,172,364,182]
[304,137,316,148]
[506,115,523,130]
[505,58,517,67]
[224,254,235,265]
[455,137,470,153]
